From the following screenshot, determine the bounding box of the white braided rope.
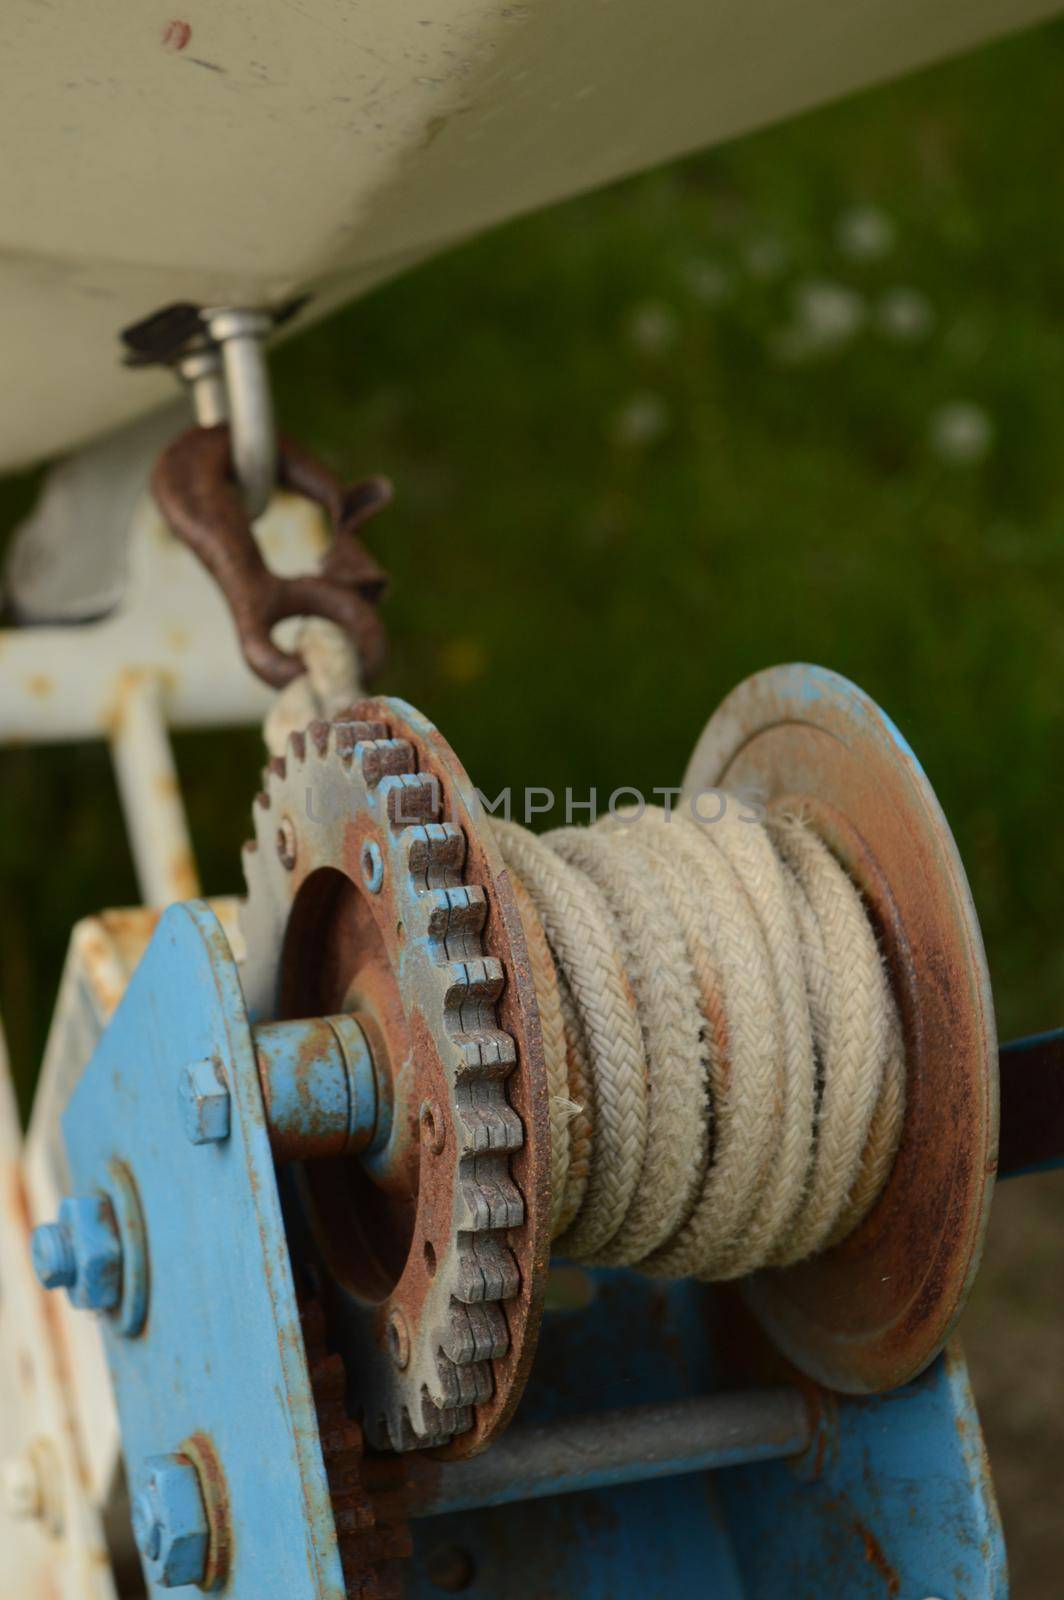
[263,618,363,758]
[495,801,904,1279]
[492,821,650,1261]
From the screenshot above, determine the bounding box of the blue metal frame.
[62,903,346,1599]
[407,1272,1005,1599]
[56,901,1005,1598]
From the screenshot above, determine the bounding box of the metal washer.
[683,663,998,1394]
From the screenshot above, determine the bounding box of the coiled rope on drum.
[495,805,905,1277]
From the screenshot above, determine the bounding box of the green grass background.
[2,15,1063,1590]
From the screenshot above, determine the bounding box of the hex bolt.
[132,1454,210,1589]
[179,1058,231,1145]
[31,1195,122,1312]
[200,306,276,521]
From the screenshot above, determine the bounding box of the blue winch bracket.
[61,901,346,1599]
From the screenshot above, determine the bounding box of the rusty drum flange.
[241,697,550,1457]
[683,663,998,1394]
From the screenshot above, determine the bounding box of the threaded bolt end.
[31,1222,77,1290]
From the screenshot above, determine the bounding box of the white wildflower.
[744,234,789,281]
[836,204,896,262]
[771,280,865,363]
[877,287,935,343]
[625,302,679,356]
[929,402,994,464]
[612,392,670,448]
[680,258,732,305]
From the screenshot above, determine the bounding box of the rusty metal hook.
[152,424,390,689]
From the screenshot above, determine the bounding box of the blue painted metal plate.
[407,1271,1005,1599]
[63,903,345,1599]
[720,1347,1006,1599]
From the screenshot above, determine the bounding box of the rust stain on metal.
[711,670,997,1394]
[258,1017,353,1161]
[183,1431,232,1588]
[152,424,390,689]
[162,19,192,51]
[170,847,201,902]
[854,1517,900,1595]
[98,907,161,961]
[8,1161,34,1239]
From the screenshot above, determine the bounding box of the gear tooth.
[406,823,466,889]
[333,1494,376,1538]
[323,1438,366,1483]
[451,1030,517,1082]
[382,1408,422,1453]
[418,1389,472,1442]
[288,729,307,763]
[445,1302,508,1364]
[459,1160,525,1231]
[434,1356,492,1408]
[421,885,488,951]
[457,1098,524,1154]
[455,1234,520,1303]
[309,1349,347,1404]
[383,773,440,828]
[308,718,331,756]
[255,789,271,810]
[334,718,391,761]
[299,1289,409,1597]
[359,738,417,790]
[442,956,505,1003]
[441,960,506,1040]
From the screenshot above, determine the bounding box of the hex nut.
[179,1058,231,1145]
[133,1454,209,1589]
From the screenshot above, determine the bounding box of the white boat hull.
[1,0,1058,469]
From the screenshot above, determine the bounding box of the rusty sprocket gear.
[241,700,549,1457]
